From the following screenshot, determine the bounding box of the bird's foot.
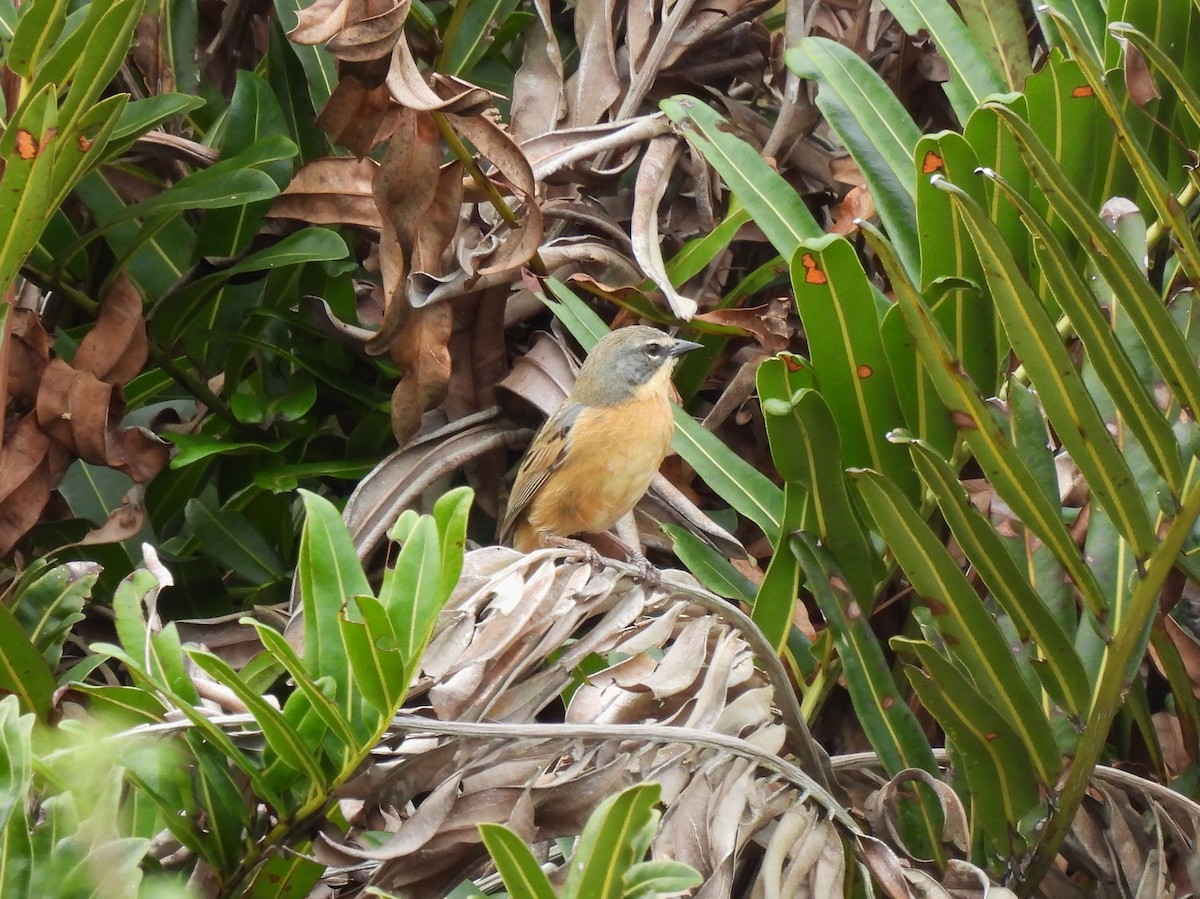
[544,535,605,574]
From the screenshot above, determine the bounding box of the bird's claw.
[545,536,605,574]
[626,548,661,589]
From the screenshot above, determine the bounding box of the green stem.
[145,339,241,429]
[1016,473,1200,894]
[431,110,547,277]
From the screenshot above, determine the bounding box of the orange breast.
[519,391,675,548]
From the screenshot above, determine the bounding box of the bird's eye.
[644,342,666,358]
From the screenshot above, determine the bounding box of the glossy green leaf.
[0,85,56,293]
[902,438,1091,718]
[431,486,473,603]
[933,176,1155,558]
[785,38,921,276]
[112,567,200,704]
[986,103,1200,418]
[662,525,756,603]
[0,604,55,721]
[1031,0,1105,62]
[791,534,943,859]
[759,363,875,606]
[6,0,68,76]
[440,0,519,74]
[877,0,1007,120]
[272,0,338,109]
[165,433,290,468]
[188,649,324,785]
[55,0,145,133]
[378,515,442,666]
[340,594,405,716]
[623,861,704,898]
[563,783,661,899]
[1044,8,1200,282]
[46,93,126,213]
[660,95,822,258]
[106,93,207,157]
[854,468,1062,783]
[198,71,294,257]
[862,222,1110,622]
[8,561,97,669]
[980,166,1183,496]
[249,621,357,749]
[184,497,286,583]
[957,0,1032,89]
[896,641,1043,854]
[791,237,917,499]
[478,823,557,899]
[296,490,370,711]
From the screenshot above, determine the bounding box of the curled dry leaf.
[316,78,400,158]
[36,359,169,481]
[315,548,854,896]
[73,273,148,386]
[1,281,167,555]
[270,156,382,230]
[631,135,697,319]
[444,113,543,277]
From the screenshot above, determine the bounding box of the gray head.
[570,326,703,406]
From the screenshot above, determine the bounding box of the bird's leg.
[613,513,660,587]
[544,535,605,574]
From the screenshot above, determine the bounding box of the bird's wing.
[499,401,583,543]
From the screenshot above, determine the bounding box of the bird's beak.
[668,338,704,357]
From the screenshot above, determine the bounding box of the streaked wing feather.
[499,402,583,542]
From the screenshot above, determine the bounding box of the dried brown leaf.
[325,0,409,62]
[35,359,169,481]
[316,77,400,157]
[73,273,147,386]
[271,157,382,230]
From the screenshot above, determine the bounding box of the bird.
[499,325,703,564]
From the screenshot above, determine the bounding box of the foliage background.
[2,0,1200,896]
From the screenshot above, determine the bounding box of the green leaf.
[622,861,703,898]
[339,595,406,717]
[198,71,294,257]
[663,525,756,603]
[933,175,1156,558]
[979,165,1184,496]
[660,95,822,259]
[6,0,69,77]
[184,496,286,584]
[790,535,943,858]
[164,432,291,469]
[440,0,520,74]
[0,85,56,292]
[379,516,442,666]
[785,38,921,277]
[478,823,557,899]
[1043,8,1200,283]
[8,561,97,669]
[790,237,917,499]
[0,604,55,721]
[188,649,326,786]
[986,101,1200,417]
[296,490,370,711]
[853,467,1063,783]
[957,0,1031,89]
[895,640,1043,855]
[55,0,146,133]
[249,621,357,749]
[877,0,1007,121]
[672,410,783,539]
[106,93,207,158]
[902,438,1091,718]
[563,784,661,899]
[861,222,1110,624]
[432,486,473,602]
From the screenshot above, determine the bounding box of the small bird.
[500,325,702,559]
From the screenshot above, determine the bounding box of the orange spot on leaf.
[801,253,826,284]
[1072,85,1094,98]
[922,151,944,174]
[857,364,873,379]
[15,130,38,160]
[77,133,93,153]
